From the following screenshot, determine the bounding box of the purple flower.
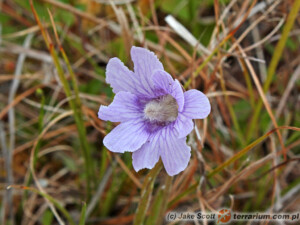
[98,47,211,176]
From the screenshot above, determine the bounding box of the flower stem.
[145,174,172,225]
[133,161,162,225]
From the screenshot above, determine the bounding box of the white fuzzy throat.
[144,94,178,123]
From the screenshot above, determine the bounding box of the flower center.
[144,94,178,123]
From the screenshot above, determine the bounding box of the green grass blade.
[30,0,95,199]
[79,202,87,225]
[246,0,300,142]
[168,126,300,207]
[9,185,76,225]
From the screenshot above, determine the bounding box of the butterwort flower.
[98,46,210,176]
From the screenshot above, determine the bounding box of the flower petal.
[172,80,184,112]
[131,46,164,97]
[98,91,143,123]
[132,132,161,172]
[103,120,149,153]
[106,57,138,94]
[152,70,184,111]
[182,90,211,119]
[160,127,191,176]
[173,113,194,138]
[152,70,174,94]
